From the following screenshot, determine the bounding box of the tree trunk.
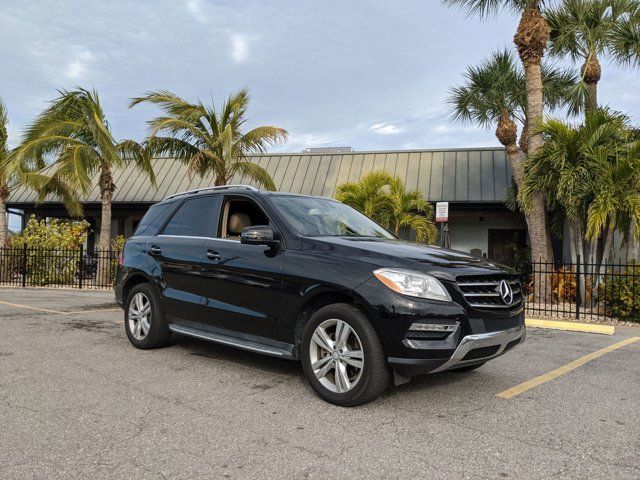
[97,163,115,284]
[582,54,601,113]
[585,82,598,113]
[0,184,8,248]
[629,217,639,260]
[514,4,552,302]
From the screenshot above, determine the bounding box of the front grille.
[457,275,523,311]
[482,316,522,332]
[461,345,500,361]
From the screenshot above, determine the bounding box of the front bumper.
[388,324,526,376]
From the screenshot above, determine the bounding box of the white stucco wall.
[447,209,527,257]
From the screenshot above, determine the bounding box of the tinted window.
[133,202,178,236]
[162,196,221,237]
[270,195,394,239]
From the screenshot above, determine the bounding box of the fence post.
[21,243,27,288]
[575,254,581,320]
[78,244,84,289]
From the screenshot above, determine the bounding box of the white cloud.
[65,50,94,80]
[185,0,207,23]
[281,132,337,151]
[230,34,249,63]
[370,123,402,135]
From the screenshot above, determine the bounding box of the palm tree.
[610,1,640,66]
[547,0,640,113]
[12,88,153,256]
[449,50,574,299]
[443,0,553,264]
[130,89,288,190]
[0,100,10,247]
[449,49,575,178]
[519,109,639,279]
[387,177,437,243]
[334,170,395,222]
[336,171,437,243]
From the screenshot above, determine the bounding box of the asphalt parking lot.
[1,288,639,479]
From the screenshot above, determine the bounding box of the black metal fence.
[520,256,640,322]
[0,246,121,290]
[1,246,639,322]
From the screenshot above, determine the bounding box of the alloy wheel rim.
[128,292,151,340]
[309,319,364,394]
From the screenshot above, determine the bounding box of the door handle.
[149,246,162,256]
[206,250,221,261]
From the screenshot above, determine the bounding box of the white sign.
[435,202,449,223]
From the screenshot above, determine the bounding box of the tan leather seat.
[228,212,251,237]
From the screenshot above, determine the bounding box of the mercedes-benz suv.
[115,185,525,406]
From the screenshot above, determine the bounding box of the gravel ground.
[1,288,639,479]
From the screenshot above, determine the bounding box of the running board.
[168,324,294,359]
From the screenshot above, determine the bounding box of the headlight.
[373,268,451,302]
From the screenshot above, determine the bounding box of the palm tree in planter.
[444,0,553,264]
[336,171,437,243]
[12,88,154,277]
[547,0,640,114]
[130,89,288,189]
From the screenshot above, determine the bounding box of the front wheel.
[301,303,390,407]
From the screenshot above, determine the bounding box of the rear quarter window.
[133,202,177,237]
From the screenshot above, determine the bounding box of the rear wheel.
[124,283,171,349]
[301,303,390,407]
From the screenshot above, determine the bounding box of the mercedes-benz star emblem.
[498,280,513,305]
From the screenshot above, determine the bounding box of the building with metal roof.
[7,147,527,262]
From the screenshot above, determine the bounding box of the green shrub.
[7,216,89,286]
[602,262,640,322]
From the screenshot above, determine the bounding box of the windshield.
[270,195,394,239]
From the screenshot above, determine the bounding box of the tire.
[124,283,171,349]
[450,362,486,373]
[301,303,390,407]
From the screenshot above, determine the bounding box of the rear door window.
[162,195,222,238]
[133,201,178,236]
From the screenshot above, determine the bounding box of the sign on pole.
[435,202,449,223]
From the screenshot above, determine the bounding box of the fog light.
[409,323,458,332]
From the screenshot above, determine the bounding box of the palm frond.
[229,160,276,190]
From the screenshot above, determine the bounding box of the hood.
[303,236,514,282]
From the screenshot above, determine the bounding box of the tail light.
[117,251,123,267]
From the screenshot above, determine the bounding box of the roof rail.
[163,184,259,201]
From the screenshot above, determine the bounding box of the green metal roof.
[8,147,512,205]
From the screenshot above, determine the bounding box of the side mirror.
[240,225,279,248]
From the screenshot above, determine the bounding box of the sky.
[1,0,639,230]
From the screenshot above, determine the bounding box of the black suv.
[115,185,525,406]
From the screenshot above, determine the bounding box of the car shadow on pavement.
[170,335,303,377]
[169,334,475,400]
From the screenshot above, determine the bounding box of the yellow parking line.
[0,300,120,316]
[67,308,121,314]
[497,336,640,399]
[526,317,614,335]
[0,299,67,315]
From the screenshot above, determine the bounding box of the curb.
[525,317,615,335]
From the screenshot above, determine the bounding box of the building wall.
[447,209,527,257]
